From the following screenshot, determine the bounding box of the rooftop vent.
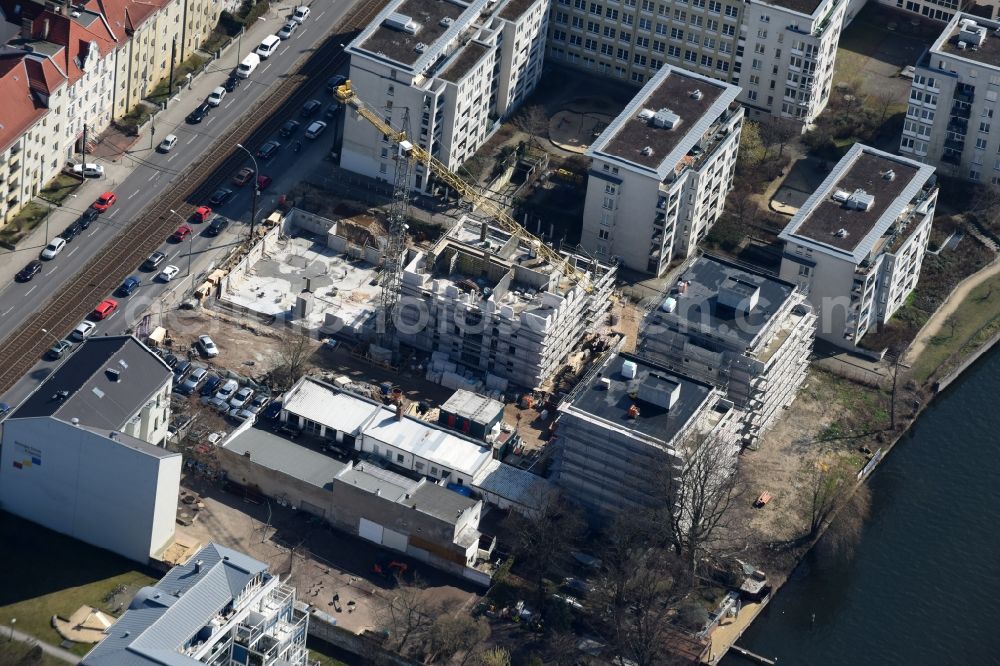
[52,390,70,401]
[71,417,80,426]
[384,12,419,34]
[882,169,896,181]
[690,89,704,100]
[621,360,638,379]
[105,368,121,382]
[845,188,875,211]
[652,107,681,129]
[440,16,453,27]
[414,42,426,53]
[834,228,849,238]
[640,146,654,157]
[109,431,119,441]
[832,189,851,203]
[958,40,968,50]
[717,276,760,314]
[637,373,681,409]
[638,108,655,121]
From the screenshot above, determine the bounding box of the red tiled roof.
[0,54,48,152]
[87,0,169,37]
[24,54,66,95]
[24,10,117,85]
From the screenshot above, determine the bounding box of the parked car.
[257,174,273,190]
[301,99,322,117]
[197,334,219,357]
[262,401,283,420]
[229,386,254,409]
[292,5,311,23]
[46,339,73,360]
[72,163,105,178]
[15,260,42,282]
[170,225,193,242]
[256,34,281,59]
[215,379,239,401]
[91,298,118,321]
[257,140,281,159]
[247,394,270,414]
[324,103,340,120]
[277,423,302,439]
[206,217,229,236]
[279,120,300,137]
[173,359,192,381]
[224,73,240,92]
[142,250,167,271]
[232,167,255,186]
[326,74,347,93]
[158,265,180,282]
[186,102,211,124]
[157,134,178,153]
[207,86,226,107]
[40,238,67,260]
[117,276,141,297]
[277,20,298,39]
[228,407,256,423]
[304,120,327,139]
[200,374,222,397]
[78,208,99,229]
[207,396,231,414]
[192,205,212,223]
[58,221,82,242]
[92,191,117,212]
[162,352,179,369]
[70,320,97,341]
[177,366,209,395]
[208,188,234,205]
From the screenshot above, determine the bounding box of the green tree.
[737,121,766,173]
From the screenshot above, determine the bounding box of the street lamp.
[40,328,62,345]
[9,618,15,641]
[235,144,260,241]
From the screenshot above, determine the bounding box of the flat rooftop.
[356,0,469,68]
[498,0,538,20]
[648,255,797,348]
[283,377,381,434]
[224,425,347,489]
[439,41,490,83]
[780,144,934,259]
[12,336,171,430]
[591,66,732,174]
[221,233,379,336]
[399,480,478,523]
[759,0,826,16]
[337,462,416,501]
[936,14,1000,68]
[567,353,716,445]
[440,388,504,424]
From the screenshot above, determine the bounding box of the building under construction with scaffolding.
[398,216,616,391]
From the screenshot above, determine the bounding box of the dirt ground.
[177,476,481,634]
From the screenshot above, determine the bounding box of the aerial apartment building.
[547,0,844,124]
[900,14,1000,182]
[581,64,743,274]
[83,543,309,666]
[398,216,617,388]
[342,0,548,191]
[555,346,743,518]
[779,144,938,347]
[639,254,816,445]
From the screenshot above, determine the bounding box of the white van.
[255,35,281,59]
[237,53,260,78]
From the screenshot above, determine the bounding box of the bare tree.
[514,105,549,147]
[268,329,313,390]
[969,184,1000,223]
[653,432,742,584]
[944,314,959,338]
[758,117,799,160]
[504,493,584,601]
[474,647,512,666]
[373,575,438,658]
[808,461,854,538]
[817,481,872,559]
[869,89,898,128]
[427,613,490,664]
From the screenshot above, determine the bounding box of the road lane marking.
[109,209,120,219]
[67,247,78,257]
[1,307,12,316]
[299,27,308,37]
[280,46,289,56]
[108,311,118,320]
[167,154,176,162]
[187,135,197,144]
[318,10,325,18]
[25,286,36,295]
[262,62,272,72]
[148,172,158,181]
[206,117,215,125]
[224,99,234,109]
[48,265,59,275]
[129,189,140,199]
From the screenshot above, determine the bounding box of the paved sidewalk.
[6,628,81,664]
[0,0,304,286]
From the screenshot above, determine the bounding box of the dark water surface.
[724,346,1000,666]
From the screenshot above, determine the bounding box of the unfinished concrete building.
[398,216,617,390]
[639,255,816,447]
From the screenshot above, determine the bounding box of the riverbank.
[708,255,1000,663]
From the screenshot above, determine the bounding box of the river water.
[723,346,1000,666]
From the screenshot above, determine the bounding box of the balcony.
[950,103,971,119]
[943,138,965,152]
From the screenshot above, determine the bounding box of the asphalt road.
[0,0,352,409]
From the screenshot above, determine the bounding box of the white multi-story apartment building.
[639,254,816,446]
[900,14,1000,181]
[398,216,617,388]
[581,64,742,274]
[778,144,938,347]
[876,0,972,24]
[547,0,843,123]
[83,543,309,666]
[555,345,743,518]
[341,0,548,191]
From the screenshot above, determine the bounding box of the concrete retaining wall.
[935,328,1000,392]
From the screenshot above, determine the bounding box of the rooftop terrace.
[356,0,469,68]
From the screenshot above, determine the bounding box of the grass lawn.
[0,512,157,657]
[40,173,82,205]
[0,202,49,249]
[307,637,351,666]
[910,272,1000,383]
[147,55,209,103]
[0,639,66,665]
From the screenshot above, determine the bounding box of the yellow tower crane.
[335,80,593,292]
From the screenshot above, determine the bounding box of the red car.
[91,298,118,320]
[257,174,273,190]
[192,206,212,223]
[232,167,255,187]
[92,191,117,212]
[170,225,193,242]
